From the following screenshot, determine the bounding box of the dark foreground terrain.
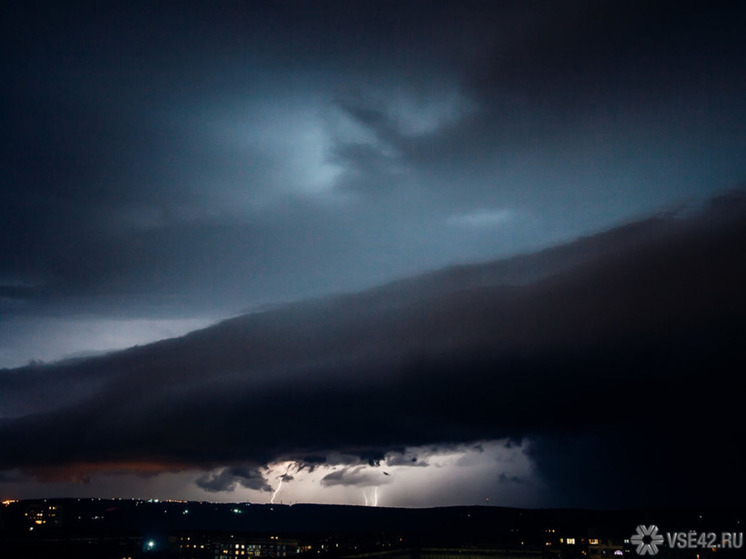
[1,498,743,559]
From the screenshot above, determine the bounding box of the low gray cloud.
[385,452,427,468]
[196,466,272,493]
[498,473,525,484]
[321,466,392,488]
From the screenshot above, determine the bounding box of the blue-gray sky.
[3,1,745,362]
[1,1,745,507]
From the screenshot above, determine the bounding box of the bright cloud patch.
[446,209,515,229]
[179,440,541,508]
[0,317,215,370]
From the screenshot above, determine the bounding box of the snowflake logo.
[631,525,664,555]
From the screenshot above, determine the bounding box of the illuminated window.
[589,539,599,545]
[567,538,576,545]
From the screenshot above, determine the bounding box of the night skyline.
[1,1,745,509]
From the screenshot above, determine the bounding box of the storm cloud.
[1,195,745,506]
[321,467,393,489]
[196,466,273,493]
[1,0,745,507]
[2,2,745,325]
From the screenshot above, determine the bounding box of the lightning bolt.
[362,487,379,507]
[270,479,283,504]
[270,463,292,504]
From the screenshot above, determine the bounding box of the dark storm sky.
[3,1,745,333]
[1,1,746,507]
